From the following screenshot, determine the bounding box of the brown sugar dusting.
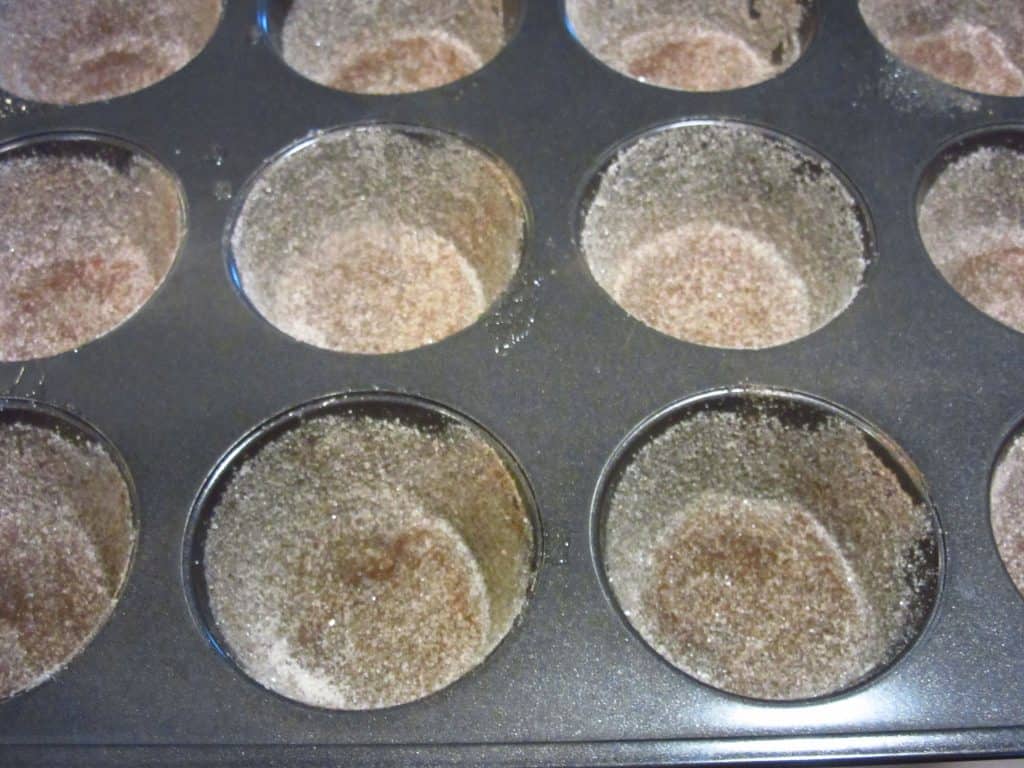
[280,0,510,95]
[0,147,183,361]
[992,434,1024,597]
[645,493,872,700]
[9,257,148,357]
[918,144,1024,334]
[231,126,524,355]
[566,0,809,92]
[859,0,1024,98]
[581,123,867,350]
[203,413,534,710]
[603,401,937,700]
[951,247,1024,331]
[894,23,1024,97]
[0,420,134,700]
[271,223,485,354]
[0,0,222,104]
[328,33,482,94]
[287,515,489,708]
[612,222,811,348]
[625,29,775,91]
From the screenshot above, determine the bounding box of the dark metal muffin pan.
[3,0,1024,764]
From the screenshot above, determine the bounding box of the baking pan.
[2,0,1024,765]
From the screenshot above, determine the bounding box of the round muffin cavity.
[992,430,1024,599]
[274,0,519,94]
[580,122,869,349]
[230,126,525,354]
[918,133,1024,333]
[0,404,135,700]
[0,0,222,105]
[0,137,184,362]
[565,0,815,92]
[194,397,536,710]
[598,391,940,701]
[860,0,1024,97]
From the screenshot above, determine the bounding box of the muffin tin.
[3,0,1024,764]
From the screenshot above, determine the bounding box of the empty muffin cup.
[859,1,1024,98]
[0,400,136,701]
[992,426,1024,600]
[187,394,537,710]
[267,0,521,95]
[0,136,185,362]
[565,0,815,92]
[0,0,222,105]
[579,121,870,349]
[596,389,940,701]
[229,125,526,354]
[918,130,1024,334]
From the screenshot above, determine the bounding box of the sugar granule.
[0,0,222,105]
[0,421,135,700]
[604,406,936,700]
[203,413,534,710]
[0,146,183,361]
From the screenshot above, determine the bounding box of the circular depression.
[859,0,1024,98]
[992,421,1024,601]
[595,389,941,701]
[565,0,817,92]
[0,0,222,105]
[186,393,538,710]
[579,121,870,350]
[0,400,136,701]
[266,0,523,95]
[0,135,185,362]
[229,125,527,355]
[918,130,1024,334]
